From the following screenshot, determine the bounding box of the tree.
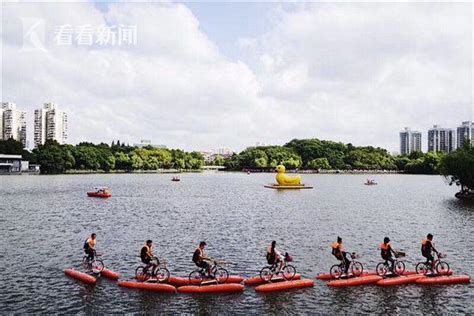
[439,142,474,199]
[308,158,331,170]
[31,140,75,174]
[0,138,24,154]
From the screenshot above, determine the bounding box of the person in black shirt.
[192,241,211,277]
[421,233,438,269]
[140,240,158,274]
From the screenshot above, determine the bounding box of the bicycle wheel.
[351,261,363,276]
[82,256,90,271]
[435,261,450,275]
[214,268,229,283]
[329,264,343,279]
[281,265,296,280]
[376,262,388,276]
[154,267,170,282]
[415,262,429,275]
[189,270,203,284]
[394,261,406,275]
[91,258,104,273]
[135,266,150,281]
[260,266,273,282]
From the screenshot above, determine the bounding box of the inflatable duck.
[275,165,301,186]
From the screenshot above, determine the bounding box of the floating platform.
[64,269,96,285]
[118,281,177,293]
[255,279,314,293]
[376,274,425,286]
[316,271,376,281]
[101,269,120,280]
[328,275,382,287]
[177,283,244,294]
[264,184,313,190]
[244,273,302,286]
[168,275,244,287]
[415,275,471,285]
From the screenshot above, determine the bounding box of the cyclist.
[192,241,211,277]
[380,237,396,272]
[266,240,284,272]
[140,240,158,274]
[83,233,97,261]
[421,233,438,270]
[331,236,350,275]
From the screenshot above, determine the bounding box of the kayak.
[87,192,112,198]
[255,279,314,293]
[177,283,244,294]
[168,275,244,287]
[316,271,376,281]
[328,275,382,287]
[64,269,96,285]
[118,281,177,293]
[101,269,120,280]
[415,275,471,285]
[244,273,301,286]
[376,274,425,286]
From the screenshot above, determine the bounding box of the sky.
[1,1,473,153]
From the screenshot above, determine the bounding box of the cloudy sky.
[1,1,472,152]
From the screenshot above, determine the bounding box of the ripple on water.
[0,173,472,314]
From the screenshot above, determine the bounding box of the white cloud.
[1,2,472,152]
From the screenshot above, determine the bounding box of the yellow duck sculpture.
[275,165,301,186]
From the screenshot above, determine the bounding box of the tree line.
[0,139,204,174]
[224,138,445,174]
[1,137,472,199]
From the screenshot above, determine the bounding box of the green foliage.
[404,152,444,174]
[226,138,445,174]
[0,138,24,154]
[440,142,474,192]
[31,140,75,174]
[307,158,331,170]
[11,140,204,174]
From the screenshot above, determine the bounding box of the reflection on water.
[0,173,472,314]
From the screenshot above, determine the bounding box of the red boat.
[87,187,112,198]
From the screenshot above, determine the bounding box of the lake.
[0,172,473,314]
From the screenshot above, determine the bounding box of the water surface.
[1,173,473,314]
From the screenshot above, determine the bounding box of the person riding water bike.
[266,240,284,272]
[332,237,350,275]
[83,233,97,261]
[421,233,438,271]
[140,240,159,274]
[192,241,212,278]
[380,237,397,272]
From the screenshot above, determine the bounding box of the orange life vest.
[380,242,390,250]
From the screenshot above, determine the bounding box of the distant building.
[428,125,455,153]
[0,154,22,173]
[34,103,68,147]
[216,147,234,156]
[133,139,167,148]
[200,148,234,164]
[1,102,27,147]
[456,121,473,148]
[0,154,40,174]
[400,127,422,155]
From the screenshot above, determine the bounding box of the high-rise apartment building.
[428,125,455,153]
[456,121,473,148]
[34,103,68,147]
[1,102,27,147]
[400,127,422,155]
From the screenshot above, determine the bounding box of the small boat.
[171,177,180,182]
[364,180,377,185]
[87,187,112,198]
